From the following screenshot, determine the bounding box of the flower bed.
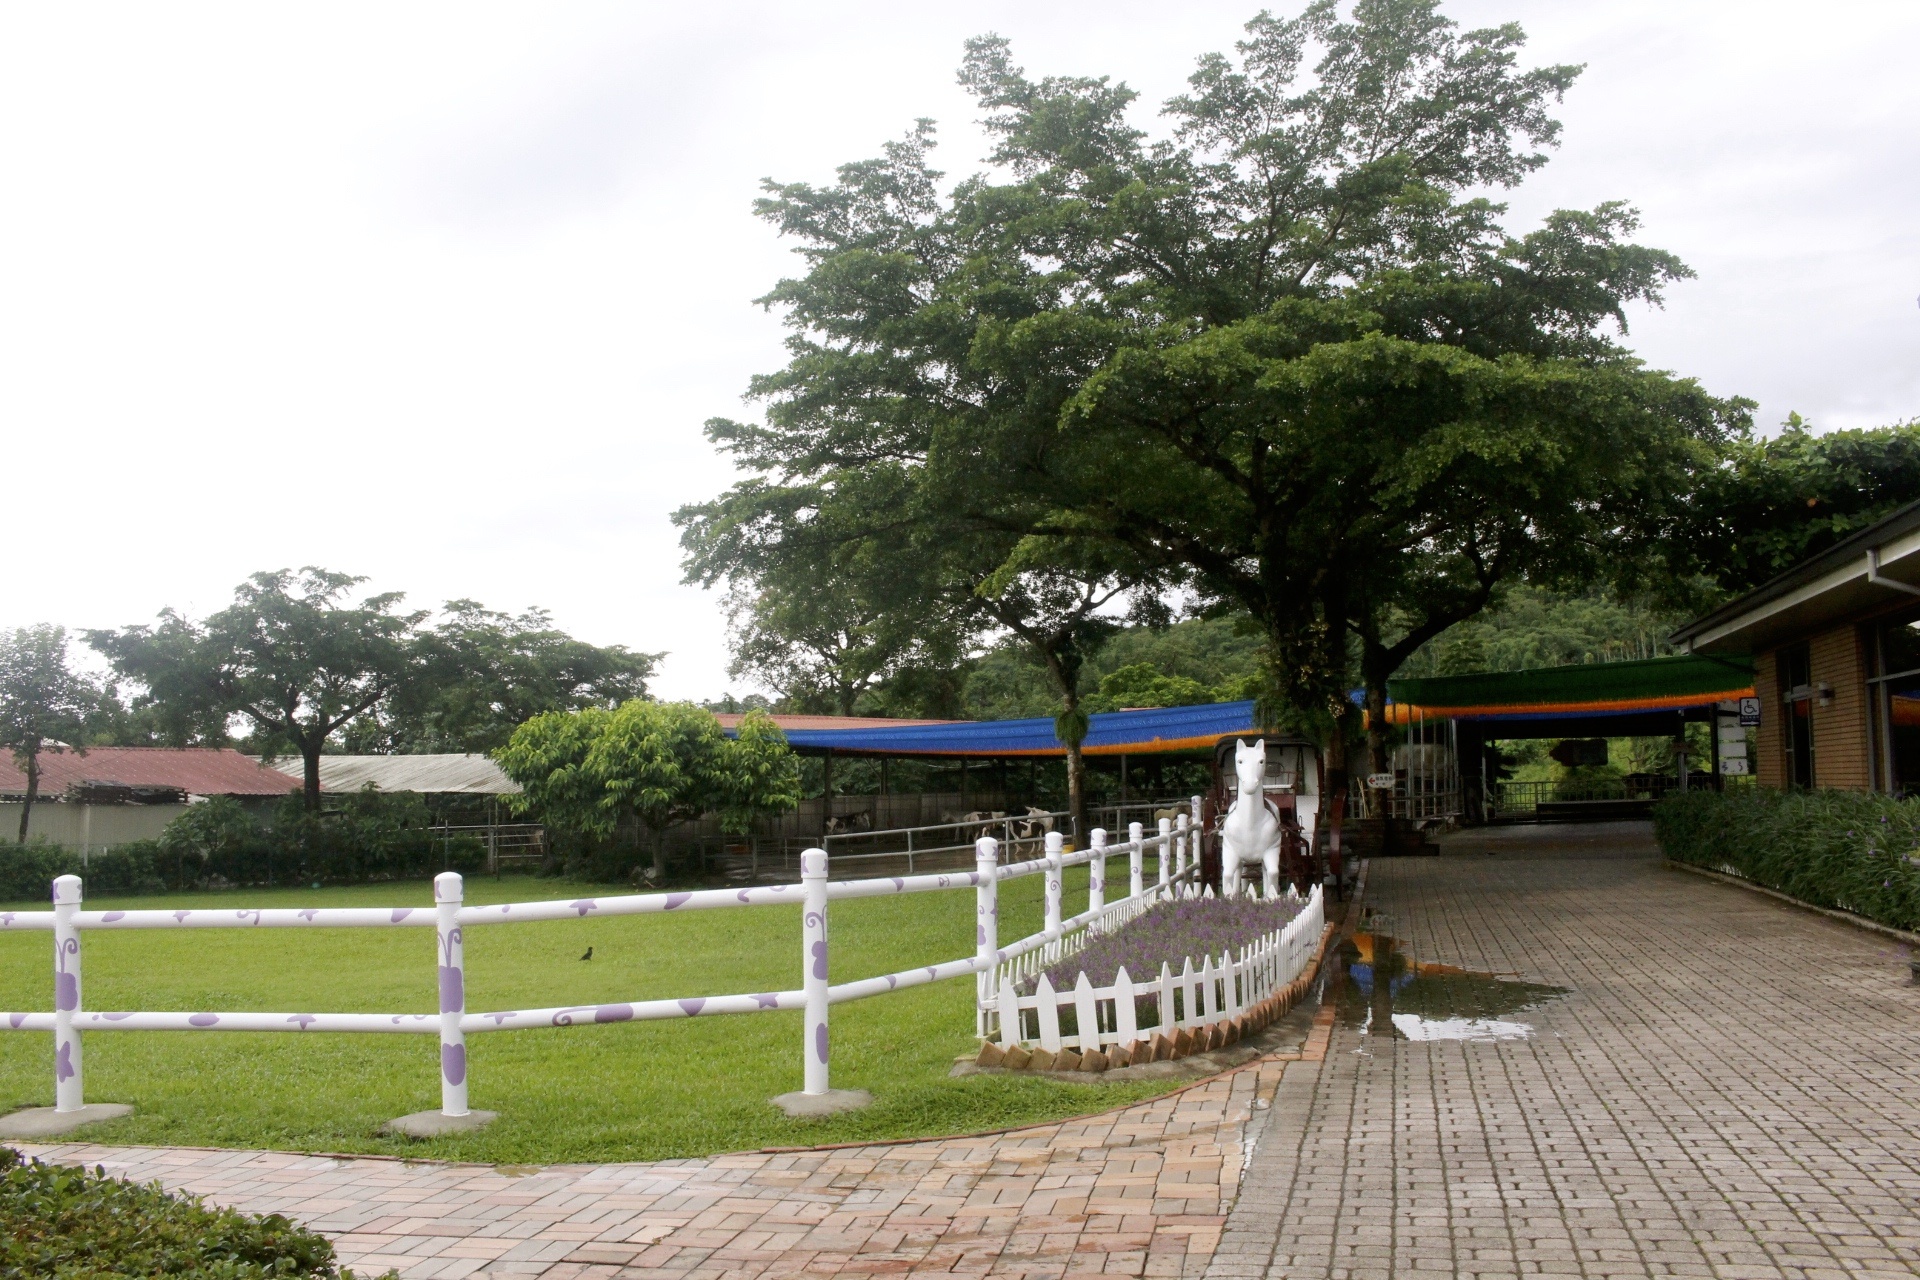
[1029,892,1305,993]
[1653,789,1920,931]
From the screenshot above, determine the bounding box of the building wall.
[0,802,187,850]
[1753,625,1873,792]
[1809,624,1871,791]
[1754,650,1784,789]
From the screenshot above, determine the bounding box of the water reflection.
[1334,918,1568,1043]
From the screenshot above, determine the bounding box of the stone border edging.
[1665,859,1920,947]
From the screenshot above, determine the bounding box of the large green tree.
[496,701,801,881]
[347,601,658,754]
[88,569,425,811]
[1653,415,1920,603]
[0,626,102,842]
[682,3,1743,811]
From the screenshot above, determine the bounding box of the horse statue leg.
[1262,840,1279,900]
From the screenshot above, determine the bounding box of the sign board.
[1719,757,1750,776]
[1737,696,1761,727]
[1366,773,1395,790]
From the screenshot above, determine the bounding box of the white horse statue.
[1222,738,1282,899]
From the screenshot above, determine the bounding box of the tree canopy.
[0,625,102,842]
[679,1,1745,799]
[496,702,800,881]
[88,569,422,812]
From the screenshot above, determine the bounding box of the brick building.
[1673,497,1920,793]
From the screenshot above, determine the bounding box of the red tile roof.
[0,748,302,799]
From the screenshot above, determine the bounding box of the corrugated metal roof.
[0,748,301,798]
[270,754,521,795]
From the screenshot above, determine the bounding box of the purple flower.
[1029,895,1303,992]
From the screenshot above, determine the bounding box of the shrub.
[0,1145,390,1277]
[1653,789,1920,931]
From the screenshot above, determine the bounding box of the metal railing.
[1491,775,1695,817]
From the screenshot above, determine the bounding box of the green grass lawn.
[0,865,1173,1163]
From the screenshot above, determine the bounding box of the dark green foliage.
[0,794,486,900]
[345,602,657,755]
[0,839,169,901]
[0,1145,384,1277]
[1398,585,1688,678]
[1653,790,1920,931]
[1657,416,1920,604]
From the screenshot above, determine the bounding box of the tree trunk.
[650,826,665,883]
[1060,688,1089,846]
[1065,739,1087,847]
[1365,680,1390,778]
[17,747,38,843]
[302,741,324,813]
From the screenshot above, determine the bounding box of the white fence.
[988,883,1325,1052]
[0,808,1211,1123]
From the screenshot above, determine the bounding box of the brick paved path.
[19,1009,1335,1279]
[1214,821,1920,1280]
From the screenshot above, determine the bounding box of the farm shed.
[0,747,299,852]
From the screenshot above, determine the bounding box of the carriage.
[1197,733,1343,897]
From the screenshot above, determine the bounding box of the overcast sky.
[2,1,1915,702]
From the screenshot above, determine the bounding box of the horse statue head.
[1234,738,1266,796]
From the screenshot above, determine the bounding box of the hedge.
[1652,789,1920,932]
[0,791,489,903]
[0,1145,391,1277]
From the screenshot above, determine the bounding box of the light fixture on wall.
[1816,682,1835,707]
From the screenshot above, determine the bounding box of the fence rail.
[0,799,1220,1123]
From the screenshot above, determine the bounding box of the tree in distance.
[0,625,102,842]
[496,701,801,883]
[682,2,1746,805]
[88,568,425,812]
[350,600,658,754]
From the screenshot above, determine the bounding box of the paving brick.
[1209,822,1920,1278]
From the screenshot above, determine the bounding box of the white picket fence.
[987,882,1325,1053]
[0,800,1210,1124]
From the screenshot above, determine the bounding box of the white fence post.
[1074,972,1099,1053]
[976,836,999,1040]
[1089,828,1106,917]
[434,871,468,1118]
[1115,966,1138,1045]
[1190,795,1203,878]
[1128,822,1144,898]
[52,874,83,1113]
[802,848,830,1095]
[1043,831,1063,939]
[1035,973,1062,1051]
[1159,818,1173,889]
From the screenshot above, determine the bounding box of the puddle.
[1332,915,1568,1044]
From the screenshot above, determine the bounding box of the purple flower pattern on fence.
[1028,895,1303,994]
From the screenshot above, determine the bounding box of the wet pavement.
[1331,919,1569,1046]
[1213,820,1920,1279]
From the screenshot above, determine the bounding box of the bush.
[0,1144,390,1277]
[1653,789,1920,931]
[0,838,168,902]
[0,790,492,902]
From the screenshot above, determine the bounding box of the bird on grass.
[579,946,593,961]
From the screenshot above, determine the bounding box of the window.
[1780,643,1815,789]
[1869,615,1920,794]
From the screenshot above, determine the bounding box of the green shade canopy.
[1387,654,1756,719]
